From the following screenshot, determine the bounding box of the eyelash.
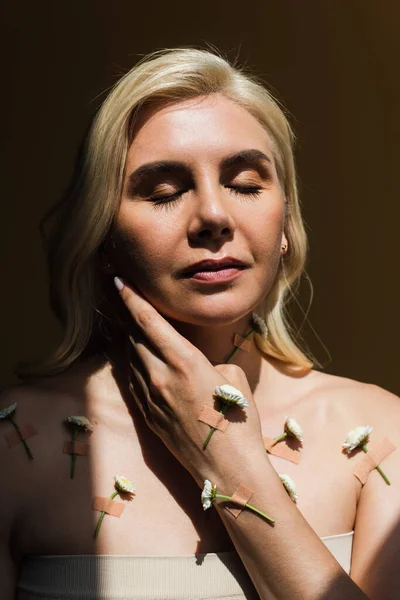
[149,186,263,209]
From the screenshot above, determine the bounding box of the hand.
[114,278,266,486]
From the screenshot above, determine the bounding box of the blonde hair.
[17,46,314,379]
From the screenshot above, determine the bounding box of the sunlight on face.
[112,94,287,327]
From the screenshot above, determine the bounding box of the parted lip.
[179,257,250,277]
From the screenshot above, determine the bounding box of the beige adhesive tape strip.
[197,405,229,432]
[63,441,90,456]
[233,334,252,352]
[263,435,301,464]
[353,438,396,485]
[92,497,125,517]
[5,423,38,448]
[226,482,254,518]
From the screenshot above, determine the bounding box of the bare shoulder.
[304,374,400,596]
[0,380,72,423]
[0,379,78,488]
[0,383,60,568]
[0,374,86,449]
[0,380,65,462]
[305,369,400,441]
[0,368,94,552]
[0,357,108,436]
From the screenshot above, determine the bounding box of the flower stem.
[270,432,288,447]
[245,503,276,523]
[94,490,119,538]
[225,329,254,364]
[361,445,391,485]
[215,494,233,501]
[9,416,33,459]
[215,494,275,524]
[70,427,78,479]
[203,327,254,451]
[203,404,228,450]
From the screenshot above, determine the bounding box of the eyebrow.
[126,149,273,193]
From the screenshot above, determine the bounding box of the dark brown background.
[1,1,399,393]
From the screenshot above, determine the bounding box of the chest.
[13,409,359,560]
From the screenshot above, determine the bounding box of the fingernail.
[114,276,125,291]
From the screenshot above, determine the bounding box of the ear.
[280,232,288,256]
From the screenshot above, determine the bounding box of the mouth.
[179,257,249,281]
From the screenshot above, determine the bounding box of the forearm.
[211,454,368,600]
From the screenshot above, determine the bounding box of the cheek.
[112,212,177,280]
[246,200,285,255]
[245,202,285,295]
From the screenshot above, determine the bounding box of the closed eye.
[226,185,263,200]
[150,190,186,207]
[149,185,263,210]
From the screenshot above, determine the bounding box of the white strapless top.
[17,531,354,600]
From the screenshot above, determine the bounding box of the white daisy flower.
[342,426,372,454]
[251,313,269,340]
[201,479,217,510]
[0,402,17,419]
[214,384,248,408]
[65,416,94,431]
[279,473,298,502]
[284,417,304,442]
[114,475,136,494]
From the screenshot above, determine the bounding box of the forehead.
[126,94,273,167]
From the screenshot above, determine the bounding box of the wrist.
[208,458,293,525]
[198,447,273,491]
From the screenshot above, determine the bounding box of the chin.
[154,298,259,328]
[137,280,269,328]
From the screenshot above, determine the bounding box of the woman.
[1,47,399,600]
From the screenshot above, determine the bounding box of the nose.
[187,183,236,245]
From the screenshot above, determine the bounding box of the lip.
[179,257,249,278]
[187,268,246,283]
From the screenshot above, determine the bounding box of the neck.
[98,312,275,400]
[166,313,266,393]
[77,314,292,419]
[169,313,254,364]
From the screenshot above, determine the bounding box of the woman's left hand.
[115,278,266,486]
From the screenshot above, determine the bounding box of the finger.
[128,335,173,409]
[126,335,155,419]
[128,357,153,424]
[129,329,166,378]
[114,277,200,368]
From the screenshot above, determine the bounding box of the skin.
[1,94,400,600]
[109,94,287,363]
